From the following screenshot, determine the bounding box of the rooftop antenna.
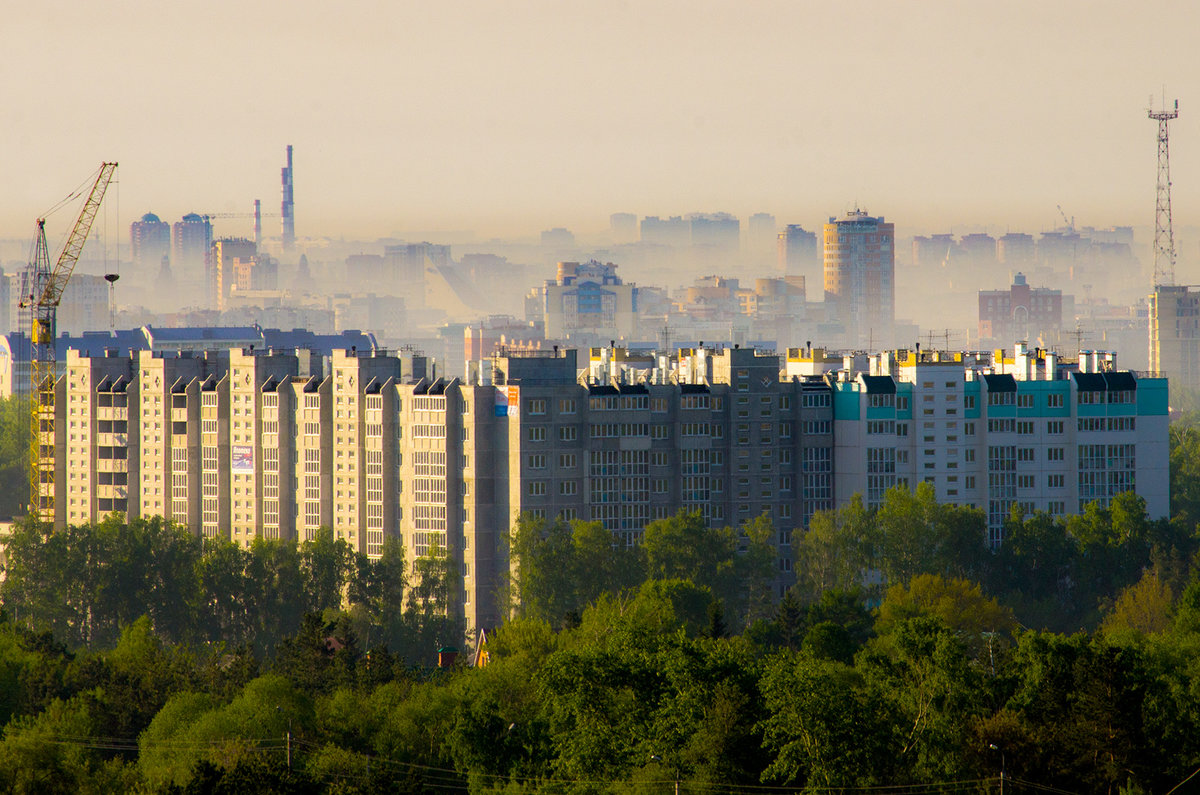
[1068,324,1087,353]
[1149,93,1179,287]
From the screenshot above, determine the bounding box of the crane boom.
[28,162,118,523]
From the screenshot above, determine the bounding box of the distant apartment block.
[536,261,639,342]
[997,232,1036,266]
[208,238,257,311]
[688,212,740,252]
[640,216,690,248]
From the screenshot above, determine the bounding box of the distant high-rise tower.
[778,224,818,283]
[281,145,295,253]
[609,212,637,243]
[173,213,213,291]
[130,213,171,274]
[1149,98,1179,287]
[823,209,895,347]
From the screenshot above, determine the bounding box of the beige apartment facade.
[51,343,839,631]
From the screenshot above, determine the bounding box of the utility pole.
[1149,96,1179,287]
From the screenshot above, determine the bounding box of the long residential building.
[49,340,1167,630]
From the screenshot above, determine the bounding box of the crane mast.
[27,162,118,523]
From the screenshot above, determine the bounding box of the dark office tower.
[173,213,213,275]
[131,213,170,273]
[281,145,295,253]
[777,224,819,282]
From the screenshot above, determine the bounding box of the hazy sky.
[3,0,1200,242]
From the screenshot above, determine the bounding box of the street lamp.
[989,744,1005,794]
[277,706,292,771]
[649,755,679,795]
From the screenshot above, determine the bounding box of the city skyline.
[3,1,1200,243]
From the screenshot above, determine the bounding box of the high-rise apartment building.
[209,238,257,311]
[639,216,690,248]
[793,342,1168,546]
[778,225,819,284]
[823,209,895,347]
[997,233,1036,267]
[50,339,1169,628]
[130,213,171,274]
[1149,284,1200,391]
[912,234,954,269]
[609,213,638,243]
[51,344,842,628]
[689,213,740,252]
[173,214,213,291]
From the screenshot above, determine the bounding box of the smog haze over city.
[4,1,1200,242]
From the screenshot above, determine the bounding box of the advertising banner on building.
[494,387,508,417]
[232,445,254,472]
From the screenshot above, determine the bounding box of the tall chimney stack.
[281,145,295,253]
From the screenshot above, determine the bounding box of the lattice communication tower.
[1150,97,1179,287]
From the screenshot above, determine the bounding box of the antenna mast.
[1149,96,1179,287]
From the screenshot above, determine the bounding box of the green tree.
[302,527,353,616]
[1101,569,1174,636]
[760,651,894,788]
[245,538,306,654]
[795,496,875,599]
[877,574,1016,641]
[0,396,30,520]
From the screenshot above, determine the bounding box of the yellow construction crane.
[23,162,118,522]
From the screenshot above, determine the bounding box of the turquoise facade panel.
[1137,378,1169,415]
[833,384,860,420]
[964,381,981,419]
[897,383,914,420]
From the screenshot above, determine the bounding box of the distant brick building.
[979,273,1064,347]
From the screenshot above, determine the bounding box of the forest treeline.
[1,411,1200,791]
[2,493,1199,793]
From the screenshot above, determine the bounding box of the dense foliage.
[1,518,462,660]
